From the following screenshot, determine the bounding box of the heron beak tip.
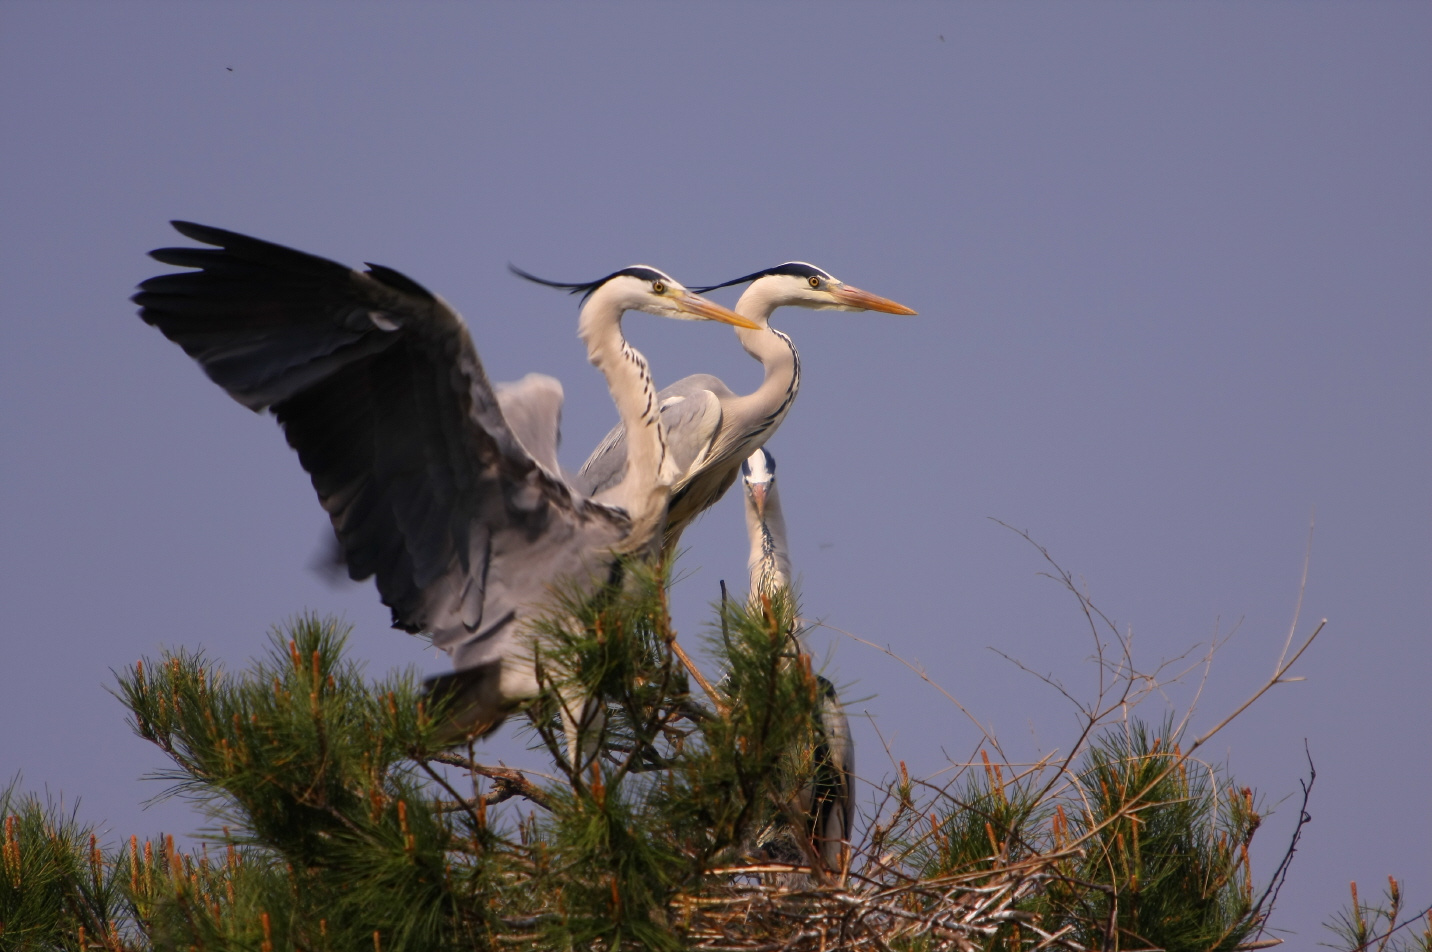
[679,292,762,329]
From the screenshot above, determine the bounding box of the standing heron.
[576,263,915,548]
[740,447,854,878]
[134,221,758,739]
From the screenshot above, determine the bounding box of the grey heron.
[740,447,855,879]
[134,221,757,739]
[576,263,915,549]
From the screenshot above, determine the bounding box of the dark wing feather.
[136,222,629,669]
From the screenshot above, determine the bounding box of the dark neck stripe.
[740,329,801,445]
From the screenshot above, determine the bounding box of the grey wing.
[575,374,728,498]
[495,373,565,479]
[135,222,629,664]
[571,421,627,498]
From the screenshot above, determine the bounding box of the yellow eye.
[808,276,820,288]
[652,281,666,294]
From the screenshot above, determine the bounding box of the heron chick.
[740,447,855,879]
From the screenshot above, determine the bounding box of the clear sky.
[1,2,1427,942]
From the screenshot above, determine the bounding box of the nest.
[670,854,1083,952]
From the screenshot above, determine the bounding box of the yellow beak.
[829,285,918,315]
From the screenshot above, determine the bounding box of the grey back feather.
[576,374,727,497]
[494,373,566,478]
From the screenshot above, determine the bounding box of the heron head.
[509,264,759,328]
[740,447,777,519]
[696,262,917,316]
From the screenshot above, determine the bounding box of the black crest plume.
[692,262,832,294]
[510,264,671,303]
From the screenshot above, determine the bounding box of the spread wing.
[494,372,565,479]
[575,374,727,498]
[135,222,629,667]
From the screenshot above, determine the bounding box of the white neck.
[745,482,794,600]
[727,283,800,430]
[578,285,677,545]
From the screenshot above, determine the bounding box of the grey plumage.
[740,447,855,877]
[494,372,568,480]
[578,375,725,501]
[576,267,915,550]
[806,675,855,875]
[135,221,754,738]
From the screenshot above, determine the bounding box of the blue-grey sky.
[2,2,1427,941]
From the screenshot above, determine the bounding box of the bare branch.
[820,622,1005,758]
[1275,510,1315,676]
[423,753,554,811]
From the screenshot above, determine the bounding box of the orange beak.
[829,284,918,315]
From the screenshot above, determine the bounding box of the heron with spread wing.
[741,447,855,878]
[576,263,915,550]
[134,222,757,739]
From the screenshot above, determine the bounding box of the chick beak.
[748,482,768,520]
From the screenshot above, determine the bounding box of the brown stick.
[425,753,554,810]
[668,637,728,716]
[653,566,728,715]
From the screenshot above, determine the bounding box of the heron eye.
[652,281,666,294]
[808,276,821,288]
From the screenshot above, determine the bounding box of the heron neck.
[745,484,793,600]
[729,288,799,427]
[578,291,672,542]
